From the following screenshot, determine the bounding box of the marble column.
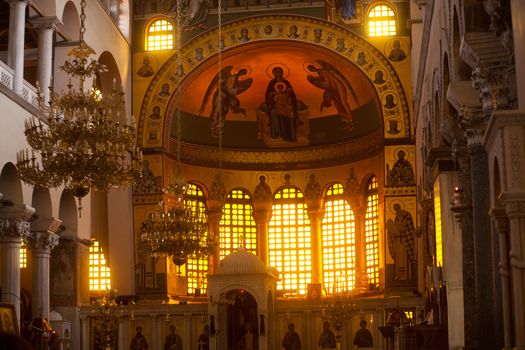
[7,0,30,94]
[501,194,525,350]
[29,16,59,103]
[0,204,35,325]
[306,208,324,285]
[80,315,89,350]
[304,175,324,288]
[252,206,271,266]
[206,208,222,274]
[490,209,512,350]
[467,128,496,350]
[451,138,478,350]
[27,217,61,320]
[184,313,192,350]
[149,314,159,350]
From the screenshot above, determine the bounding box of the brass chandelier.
[137,0,214,268]
[16,0,141,212]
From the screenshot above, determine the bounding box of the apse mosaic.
[136,15,412,153]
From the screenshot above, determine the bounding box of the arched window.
[365,177,380,285]
[220,189,256,259]
[367,3,397,37]
[185,183,209,295]
[269,187,311,295]
[89,239,111,292]
[322,183,356,294]
[145,18,174,51]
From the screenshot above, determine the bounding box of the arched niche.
[0,162,24,204]
[32,187,53,218]
[98,51,125,123]
[58,190,78,238]
[61,1,80,41]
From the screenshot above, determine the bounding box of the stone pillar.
[502,194,525,350]
[208,174,226,273]
[451,138,478,350]
[7,0,30,94]
[304,174,323,287]
[0,204,35,325]
[306,208,323,285]
[490,209,512,350]
[29,16,59,103]
[466,127,496,350]
[184,313,192,350]
[207,208,222,274]
[150,314,159,350]
[252,208,271,265]
[253,175,273,266]
[27,217,61,320]
[80,315,89,350]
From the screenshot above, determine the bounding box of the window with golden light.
[365,177,380,285]
[20,242,27,269]
[146,18,174,51]
[220,189,256,259]
[89,239,111,292]
[269,187,312,295]
[367,3,397,37]
[185,183,209,295]
[433,181,443,266]
[322,183,356,294]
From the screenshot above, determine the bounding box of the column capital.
[489,208,510,233]
[0,204,35,240]
[29,16,60,31]
[499,192,525,218]
[28,217,62,250]
[6,0,30,5]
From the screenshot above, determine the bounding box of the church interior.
[0,0,523,349]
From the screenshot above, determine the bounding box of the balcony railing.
[0,60,40,109]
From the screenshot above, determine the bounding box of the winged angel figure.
[307,60,359,129]
[199,66,253,137]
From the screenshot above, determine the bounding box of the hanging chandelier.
[16,0,142,212]
[137,0,214,267]
[138,176,213,266]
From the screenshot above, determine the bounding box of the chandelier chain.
[175,0,183,176]
[79,0,86,44]
[217,0,223,172]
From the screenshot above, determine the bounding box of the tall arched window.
[89,239,112,292]
[365,177,380,285]
[220,189,256,259]
[185,183,209,295]
[367,3,397,36]
[145,18,174,51]
[269,187,311,295]
[322,183,356,294]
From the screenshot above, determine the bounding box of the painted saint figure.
[307,59,359,129]
[386,204,416,280]
[387,150,415,186]
[137,56,154,77]
[164,325,182,350]
[318,321,336,349]
[353,320,373,348]
[200,66,253,137]
[265,67,300,142]
[388,40,407,62]
[282,323,301,350]
[130,326,149,350]
[197,325,210,350]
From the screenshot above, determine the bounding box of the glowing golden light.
[368,4,397,37]
[434,182,443,266]
[20,242,27,269]
[365,177,380,285]
[322,183,356,293]
[89,239,111,292]
[269,188,311,295]
[146,19,174,51]
[220,190,256,259]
